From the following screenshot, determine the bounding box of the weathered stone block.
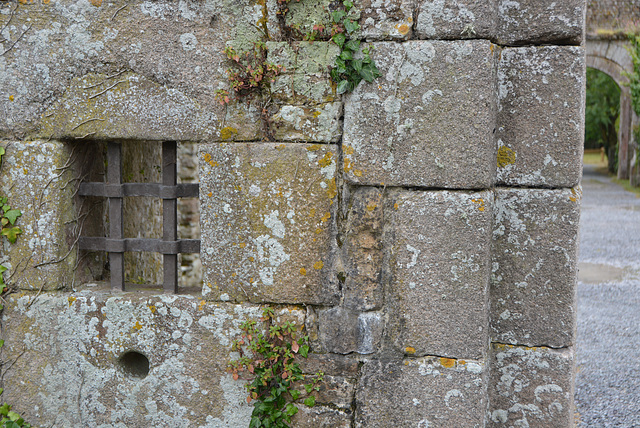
[415,0,498,40]
[343,40,497,188]
[496,46,585,187]
[270,103,343,142]
[342,186,384,311]
[355,357,487,427]
[358,0,415,40]
[0,141,75,291]
[0,288,287,426]
[200,143,340,305]
[386,189,493,360]
[37,72,222,142]
[2,0,267,140]
[491,188,580,348]
[497,0,585,45]
[318,307,383,354]
[291,406,353,428]
[488,344,575,428]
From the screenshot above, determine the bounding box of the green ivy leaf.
[290,389,300,400]
[344,19,360,34]
[331,10,346,23]
[359,63,380,83]
[332,33,346,49]
[299,344,309,358]
[285,403,298,417]
[303,396,316,408]
[340,49,353,61]
[345,39,360,52]
[1,226,21,244]
[3,209,20,225]
[337,80,350,94]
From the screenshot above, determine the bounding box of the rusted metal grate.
[78,141,200,293]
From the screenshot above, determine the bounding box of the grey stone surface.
[343,40,497,188]
[496,46,585,188]
[488,344,575,428]
[359,0,415,40]
[415,0,498,40]
[199,142,339,305]
[497,0,585,45]
[0,287,285,426]
[385,189,493,360]
[0,141,76,291]
[355,357,487,427]
[318,307,383,354]
[491,188,580,348]
[291,405,353,428]
[341,186,384,311]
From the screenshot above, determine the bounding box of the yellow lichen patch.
[396,23,410,35]
[394,202,399,210]
[312,111,322,118]
[90,0,102,6]
[9,95,14,101]
[198,300,206,311]
[366,203,377,212]
[343,145,355,155]
[300,267,307,276]
[353,169,363,177]
[471,198,485,212]
[343,158,353,173]
[203,153,212,162]
[231,272,237,277]
[249,256,255,262]
[497,146,516,168]
[459,360,466,365]
[276,144,286,150]
[405,346,416,354]
[238,242,247,248]
[318,151,333,168]
[220,127,238,141]
[133,321,143,331]
[569,187,581,202]
[313,261,324,270]
[147,305,157,313]
[307,144,322,152]
[440,357,455,368]
[207,192,213,197]
[309,208,316,217]
[320,212,331,223]
[68,296,76,307]
[326,178,337,201]
[315,228,323,234]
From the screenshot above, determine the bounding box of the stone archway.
[586,39,638,180]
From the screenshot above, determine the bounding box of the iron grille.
[78,141,200,293]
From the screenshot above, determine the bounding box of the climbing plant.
[229,307,322,428]
[0,147,31,428]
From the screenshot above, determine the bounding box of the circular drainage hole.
[118,350,150,379]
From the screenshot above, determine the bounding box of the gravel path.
[575,164,640,427]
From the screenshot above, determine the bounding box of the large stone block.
[497,0,585,45]
[343,40,497,188]
[385,189,493,360]
[318,307,383,354]
[488,344,575,428]
[491,188,580,348]
[2,0,275,140]
[415,0,498,40]
[0,141,76,291]
[355,357,487,427]
[1,287,295,426]
[496,46,585,188]
[341,186,384,311]
[199,143,340,305]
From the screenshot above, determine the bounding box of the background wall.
[0,0,585,426]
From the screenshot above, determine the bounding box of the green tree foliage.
[585,68,620,172]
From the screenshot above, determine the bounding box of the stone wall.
[0,0,585,426]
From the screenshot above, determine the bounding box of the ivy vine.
[229,307,323,428]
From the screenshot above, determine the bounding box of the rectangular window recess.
[78,141,200,293]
